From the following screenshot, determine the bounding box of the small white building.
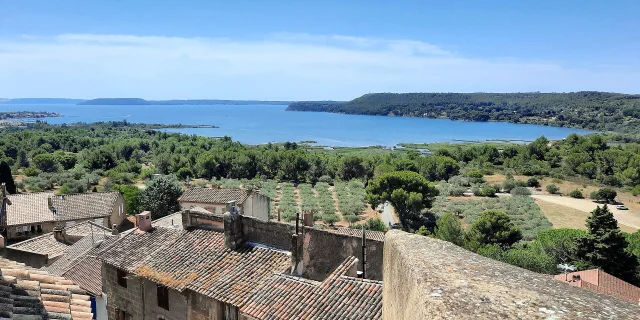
[178,187,270,221]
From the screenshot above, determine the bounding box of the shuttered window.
[157,285,169,310]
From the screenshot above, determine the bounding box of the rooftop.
[6,191,121,226]
[241,256,382,319]
[555,269,640,305]
[8,221,113,258]
[329,227,386,242]
[178,187,250,205]
[0,257,94,318]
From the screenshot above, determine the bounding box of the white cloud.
[0,33,638,100]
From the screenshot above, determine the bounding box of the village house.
[178,187,270,221]
[100,204,384,320]
[554,269,640,304]
[4,191,126,241]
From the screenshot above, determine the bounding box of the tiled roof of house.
[128,228,291,306]
[555,269,640,304]
[43,234,120,296]
[329,227,386,242]
[152,211,184,230]
[178,187,250,205]
[7,221,113,258]
[6,191,121,226]
[8,233,71,258]
[99,227,181,272]
[60,257,103,297]
[241,256,383,320]
[0,257,94,319]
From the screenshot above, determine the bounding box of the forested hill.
[79,98,292,105]
[287,92,640,134]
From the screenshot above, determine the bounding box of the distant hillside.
[0,98,85,104]
[79,98,292,105]
[287,92,640,134]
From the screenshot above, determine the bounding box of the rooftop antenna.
[362,226,367,279]
[557,263,576,281]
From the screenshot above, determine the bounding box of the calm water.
[1,104,593,147]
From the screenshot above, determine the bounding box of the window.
[30,225,36,233]
[117,269,127,288]
[157,285,169,310]
[118,310,131,320]
[36,225,43,233]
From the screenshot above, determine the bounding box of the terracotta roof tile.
[0,257,93,318]
[99,227,181,272]
[241,257,382,320]
[178,188,250,205]
[61,257,103,297]
[151,211,184,230]
[131,228,290,306]
[6,191,121,226]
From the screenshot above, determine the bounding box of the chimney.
[224,201,243,250]
[303,210,314,227]
[136,211,152,232]
[290,233,304,276]
[112,224,119,235]
[47,196,53,209]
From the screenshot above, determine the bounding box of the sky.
[1,0,640,100]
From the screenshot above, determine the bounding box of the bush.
[633,185,640,196]
[569,189,584,199]
[526,177,540,188]
[23,166,38,177]
[597,187,617,203]
[510,187,531,196]
[318,175,333,184]
[590,191,600,200]
[515,180,528,187]
[344,215,360,225]
[321,214,340,226]
[502,179,516,193]
[546,184,560,194]
[478,186,496,197]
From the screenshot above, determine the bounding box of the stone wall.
[241,216,294,251]
[103,264,144,320]
[382,230,640,320]
[143,279,188,320]
[302,227,383,281]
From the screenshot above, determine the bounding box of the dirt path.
[532,195,640,231]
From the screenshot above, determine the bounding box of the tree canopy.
[139,176,182,219]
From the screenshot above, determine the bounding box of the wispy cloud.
[0,33,638,99]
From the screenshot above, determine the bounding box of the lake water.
[1,104,593,147]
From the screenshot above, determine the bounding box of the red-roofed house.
[554,269,640,304]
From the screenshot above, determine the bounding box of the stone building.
[99,206,384,320]
[4,191,126,241]
[178,188,270,221]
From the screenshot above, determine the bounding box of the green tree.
[531,228,586,265]
[196,152,218,179]
[578,205,639,284]
[466,210,522,249]
[434,212,465,246]
[139,175,182,219]
[113,184,142,215]
[526,177,540,188]
[338,156,365,181]
[546,184,559,194]
[32,153,58,172]
[0,160,17,194]
[365,171,438,231]
[597,187,617,203]
[54,152,77,170]
[569,189,584,199]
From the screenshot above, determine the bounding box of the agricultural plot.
[334,180,366,224]
[432,195,552,240]
[314,182,337,215]
[278,183,299,222]
[298,184,321,219]
[258,180,278,216]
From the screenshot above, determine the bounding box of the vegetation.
[569,189,584,199]
[112,184,141,215]
[287,92,640,134]
[434,212,465,246]
[366,171,438,231]
[546,184,560,194]
[139,175,182,219]
[0,161,16,194]
[466,210,523,249]
[578,205,639,283]
[351,218,387,232]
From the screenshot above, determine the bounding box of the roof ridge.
[7,231,55,247]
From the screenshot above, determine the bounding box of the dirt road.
[532,195,640,230]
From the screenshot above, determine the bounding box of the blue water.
[0,104,593,147]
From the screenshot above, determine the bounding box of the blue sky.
[1,0,639,100]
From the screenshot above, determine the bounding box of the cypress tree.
[0,160,17,194]
[579,205,638,284]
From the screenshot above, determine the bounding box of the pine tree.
[0,160,17,194]
[579,205,639,284]
[435,212,465,246]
